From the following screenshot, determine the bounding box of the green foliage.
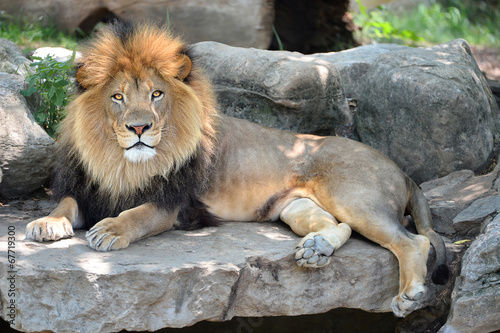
[412,1,499,48]
[353,0,424,45]
[20,54,75,138]
[353,0,500,49]
[0,11,77,53]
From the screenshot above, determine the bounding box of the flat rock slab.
[1,200,436,333]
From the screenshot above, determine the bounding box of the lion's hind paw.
[295,234,334,268]
[391,285,426,317]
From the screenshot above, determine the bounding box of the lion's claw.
[295,235,334,268]
[86,219,130,251]
[25,217,74,242]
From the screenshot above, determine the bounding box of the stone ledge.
[0,200,443,333]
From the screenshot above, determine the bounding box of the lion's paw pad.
[295,235,334,268]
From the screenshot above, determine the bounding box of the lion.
[25,20,449,317]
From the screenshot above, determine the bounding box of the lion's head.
[58,21,218,201]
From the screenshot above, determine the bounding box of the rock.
[0,39,30,77]
[418,166,500,331]
[420,170,476,196]
[0,73,56,199]
[452,194,500,233]
[441,214,500,333]
[313,43,407,97]
[421,166,500,236]
[31,47,81,63]
[0,0,274,49]
[355,39,500,184]
[0,199,447,333]
[190,42,352,134]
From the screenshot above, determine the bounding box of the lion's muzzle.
[121,122,158,163]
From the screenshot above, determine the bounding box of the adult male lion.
[26,21,448,317]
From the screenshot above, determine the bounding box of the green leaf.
[54,79,70,88]
[34,112,47,123]
[27,76,38,86]
[54,90,65,106]
[20,86,38,96]
[48,85,56,98]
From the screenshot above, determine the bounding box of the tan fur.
[26,22,447,318]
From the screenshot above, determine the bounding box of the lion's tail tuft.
[177,197,222,230]
[432,263,450,285]
[407,178,450,285]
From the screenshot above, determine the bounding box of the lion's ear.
[177,55,192,81]
[76,64,89,89]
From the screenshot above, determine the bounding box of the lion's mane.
[52,20,219,229]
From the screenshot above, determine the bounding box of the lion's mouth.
[123,141,157,163]
[126,141,156,150]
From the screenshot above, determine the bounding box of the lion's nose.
[126,123,152,136]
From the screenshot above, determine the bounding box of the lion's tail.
[177,196,222,231]
[406,178,449,285]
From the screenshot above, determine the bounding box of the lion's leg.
[279,198,352,268]
[86,203,177,251]
[387,233,430,317]
[25,197,79,242]
[334,209,431,317]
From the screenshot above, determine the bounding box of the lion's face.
[62,22,217,197]
[105,70,169,163]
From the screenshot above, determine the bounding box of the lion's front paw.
[25,217,74,242]
[295,234,334,268]
[86,218,130,251]
[391,285,426,317]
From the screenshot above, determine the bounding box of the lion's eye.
[152,90,163,99]
[112,93,123,101]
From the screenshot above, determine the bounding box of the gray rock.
[442,214,500,333]
[453,194,500,232]
[190,42,352,134]
[0,74,56,198]
[421,166,500,236]
[0,0,274,49]
[420,170,475,196]
[313,43,407,97]
[0,200,446,333]
[0,39,30,77]
[355,39,500,184]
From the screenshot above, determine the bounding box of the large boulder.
[0,39,31,77]
[0,44,53,196]
[440,214,500,333]
[0,71,56,198]
[190,42,352,134]
[313,43,407,97]
[0,40,60,199]
[354,40,499,184]
[0,200,448,333]
[0,0,275,49]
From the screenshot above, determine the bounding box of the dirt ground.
[470,46,500,114]
[471,46,500,81]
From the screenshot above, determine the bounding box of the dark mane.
[51,144,219,230]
